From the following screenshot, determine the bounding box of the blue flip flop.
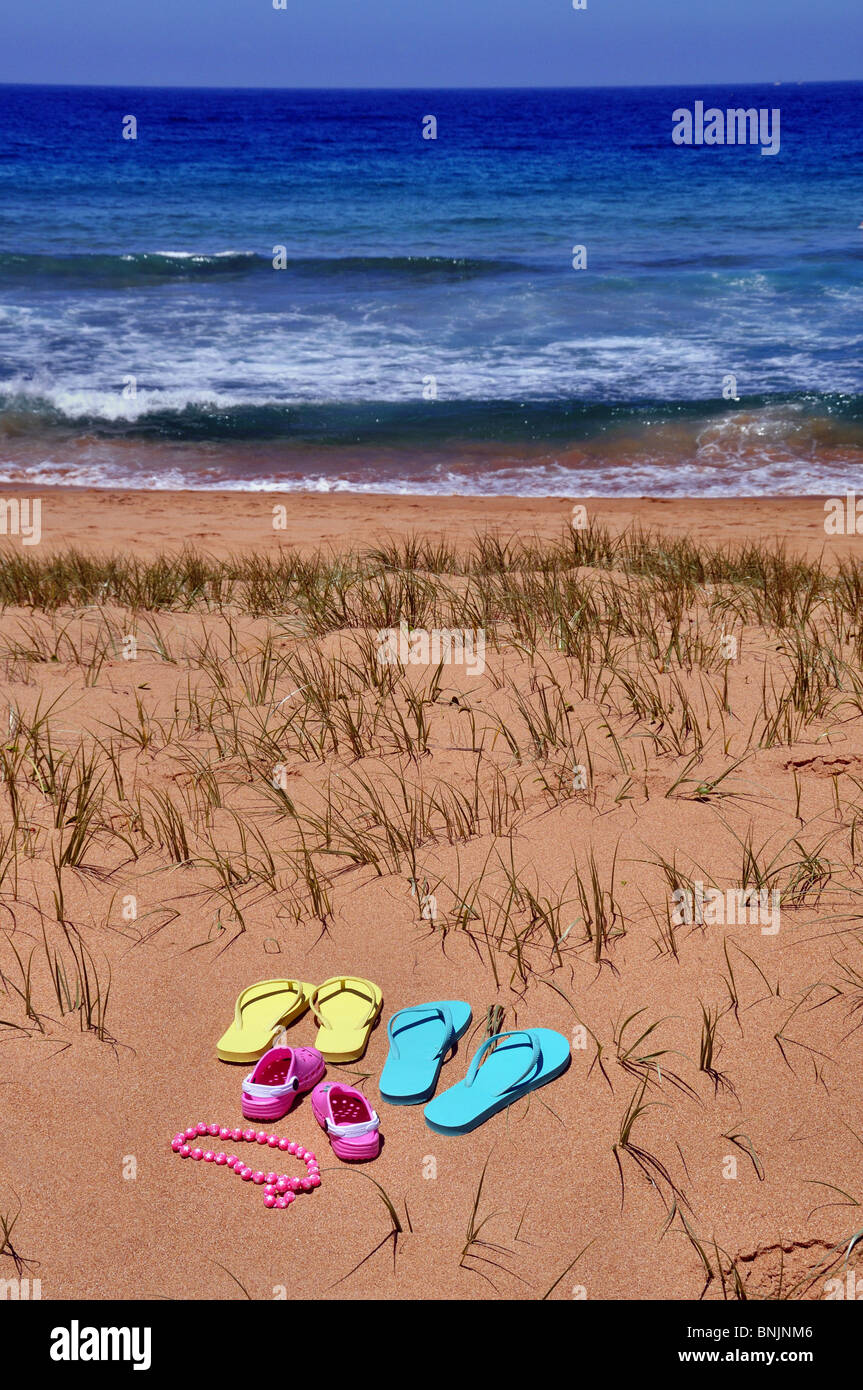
[379,1000,473,1105]
[423,1028,571,1135]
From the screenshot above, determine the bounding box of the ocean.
[0,82,861,495]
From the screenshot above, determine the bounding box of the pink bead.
[264,1184,275,1195]
[267,1136,279,1148]
[309,1173,321,1188]
[232,1128,243,1141]
[264,1193,277,1208]
[256,1131,268,1144]
[265,1172,278,1184]
[226,1155,238,1168]
[300,1178,312,1191]
[253,1171,266,1184]
[196,1122,208,1136]
[276,1179,289,1193]
[171,1139,182,1152]
[275,1197,288,1209]
[295,1147,305,1160]
[203,1151,214,1163]
[305,1152,317,1165]
[220,1127,231,1139]
[208,1123,220,1137]
[285,1191,295,1204]
[287,1141,297,1155]
[179,1144,191,1157]
[243,1128,255,1142]
[191,1148,203,1160]
[215,1153,227,1165]
[290,1177,301,1191]
[278,1138,290,1151]
[241,1167,253,1181]
[184,1126,197,1139]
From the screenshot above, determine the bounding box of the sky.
[1,0,861,88]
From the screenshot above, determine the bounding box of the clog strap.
[386,1003,455,1062]
[242,1073,300,1099]
[309,977,379,1030]
[464,1030,541,1093]
[325,1111,380,1138]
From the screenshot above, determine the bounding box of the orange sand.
[0,488,861,1302]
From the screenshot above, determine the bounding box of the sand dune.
[0,490,861,1301]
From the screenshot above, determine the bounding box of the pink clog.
[311,1081,381,1162]
[242,1046,326,1121]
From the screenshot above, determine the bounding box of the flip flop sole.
[315,1001,383,1062]
[218,1024,305,1065]
[424,1052,571,1135]
[379,1005,473,1105]
[216,981,313,1063]
[217,1043,271,1064]
[379,1084,435,1106]
[312,977,383,1061]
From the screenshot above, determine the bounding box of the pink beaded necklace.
[171,1122,321,1209]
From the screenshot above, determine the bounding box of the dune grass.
[1,523,861,1298]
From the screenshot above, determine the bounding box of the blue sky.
[3,0,861,87]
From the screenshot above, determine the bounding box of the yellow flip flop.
[217,979,314,1063]
[309,976,383,1062]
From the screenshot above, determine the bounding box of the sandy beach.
[0,487,861,1302]
[3,486,859,558]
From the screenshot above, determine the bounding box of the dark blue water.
[0,83,861,494]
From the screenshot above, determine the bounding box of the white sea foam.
[0,448,860,498]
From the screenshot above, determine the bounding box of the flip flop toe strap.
[464,1030,542,1094]
[387,1003,455,1062]
[310,978,379,1030]
[235,980,302,1030]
